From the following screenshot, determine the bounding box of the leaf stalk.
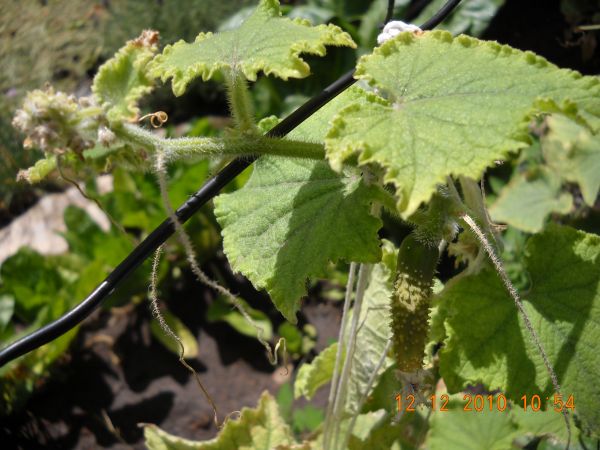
[116,123,326,161]
[224,69,259,134]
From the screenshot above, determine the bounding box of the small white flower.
[377,21,422,45]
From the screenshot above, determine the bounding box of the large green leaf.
[214,88,382,323]
[149,0,355,95]
[326,31,600,216]
[144,391,297,449]
[438,225,600,435]
[92,30,158,121]
[214,157,381,322]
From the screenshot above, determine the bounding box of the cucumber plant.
[8,0,600,448]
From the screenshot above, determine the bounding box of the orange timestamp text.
[396,393,575,413]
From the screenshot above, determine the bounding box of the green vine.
[6,0,600,448]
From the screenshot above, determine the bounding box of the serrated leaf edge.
[326,31,600,215]
[215,163,382,323]
[142,391,294,449]
[149,0,355,96]
[92,32,158,121]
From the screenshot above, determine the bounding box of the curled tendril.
[139,111,168,128]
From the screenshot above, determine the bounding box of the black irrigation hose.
[384,0,396,24]
[0,0,462,368]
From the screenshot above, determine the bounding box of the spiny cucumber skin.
[391,234,439,372]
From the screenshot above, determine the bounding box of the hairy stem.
[461,213,571,447]
[224,69,258,134]
[149,244,219,426]
[448,177,571,445]
[117,123,325,161]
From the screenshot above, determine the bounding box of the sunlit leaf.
[326,31,600,216]
[150,0,355,95]
[92,30,158,121]
[144,391,297,449]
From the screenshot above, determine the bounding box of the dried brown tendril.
[139,111,168,128]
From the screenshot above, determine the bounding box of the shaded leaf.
[0,248,65,321]
[276,382,294,424]
[0,295,14,332]
[291,405,324,434]
[511,403,571,442]
[214,157,381,322]
[206,296,273,341]
[438,225,600,435]
[62,206,131,264]
[543,114,600,206]
[425,395,519,450]
[278,322,303,354]
[414,0,506,36]
[347,410,429,450]
[490,168,572,232]
[361,365,399,414]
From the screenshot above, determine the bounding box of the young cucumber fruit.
[391,233,440,372]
